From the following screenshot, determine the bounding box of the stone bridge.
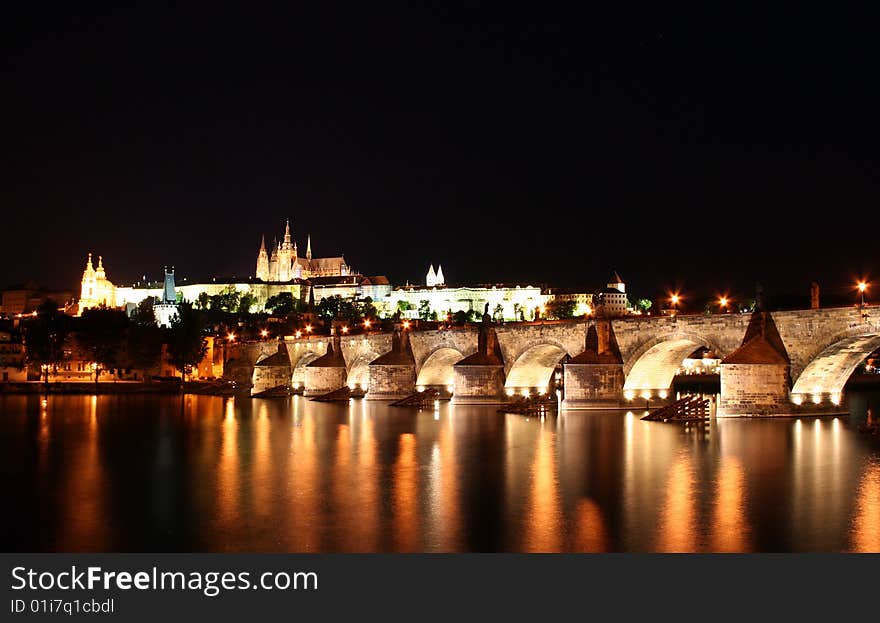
[232,305,879,416]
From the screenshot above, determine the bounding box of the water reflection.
[1,391,879,552]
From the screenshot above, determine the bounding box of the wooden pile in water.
[500,394,557,415]
[642,395,711,422]
[390,388,441,407]
[310,386,366,402]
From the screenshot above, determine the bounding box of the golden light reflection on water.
[5,393,880,552]
[63,395,108,550]
[571,499,609,552]
[523,423,561,552]
[217,397,240,530]
[711,456,749,552]
[655,451,697,552]
[393,433,418,551]
[850,460,880,552]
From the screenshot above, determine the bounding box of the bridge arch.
[290,350,322,387]
[346,351,383,390]
[505,343,569,392]
[623,333,720,396]
[791,332,880,398]
[416,346,465,389]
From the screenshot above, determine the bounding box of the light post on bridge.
[858,281,868,319]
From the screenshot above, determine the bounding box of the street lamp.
[719,296,729,312]
[363,319,371,329]
[260,329,269,338]
[402,320,410,330]
[227,332,236,342]
[670,293,680,315]
[858,281,868,314]
[341,325,349,334]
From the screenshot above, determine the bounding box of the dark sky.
[2,4,877,303]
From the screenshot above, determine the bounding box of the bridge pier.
[451,315,507,404]
[561,319,625,410]
[717,310,794,416]
[304,334,347,397]
[367,328,417,400]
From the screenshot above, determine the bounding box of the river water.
[1,392,879,552]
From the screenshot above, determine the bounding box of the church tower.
[435,264,445,286]
[256,235,269,281]
[80,253,97,305]
[269,238,279,281]
[306,234,312,261]
[426,264,437,287]
[278,219,293,281]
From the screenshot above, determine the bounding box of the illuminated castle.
[255,220,350,282]
[78,253,118,313]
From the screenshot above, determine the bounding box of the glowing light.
[811,394,822,405]
[719,296,728,308]
[295,330,302,338]
[305,325,312,333]
[363,319,371,328]
[260,329,269,338]
[446,385,454,393]
[417,385,425,392]
[831,393,841,406]
[641,391,651,400]
[792,394,803,405]
[858,281,868,293]
[505,388,515,397]
[341,325,349,334]
[348,383,356,390]
[624,390,635,401]
[227,333,236,342]
[41,399,48,409]
[585,305,592,315]
[402,320,410,329]
[539,305,546,315]
[659,389,668,399]
[670,293,680,305]
[521,388,530,397]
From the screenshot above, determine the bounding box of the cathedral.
[255,220,350,282]
[78,253,118,312]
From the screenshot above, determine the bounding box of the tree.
[545,299,577,320]
[417,299,432,321]
[239,292,256,315]
[166,302,207,381]
[131,296,158,326]
[77,308,129,382]
[452,310,468,325]
[24,298,69,382]
[396,300,412,312]
[209,285,241,313]
[493,304,504,322]
[125,323,164,375]
[265,292,298,315]
[513,302,522,322]
[195,291,209,310]
[635,298,653,313]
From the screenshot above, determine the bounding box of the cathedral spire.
[426,264,436,287]
[436,264,445,286]
[259,234,266,252]
[306,235,312,261]
[283,219,292,248]
[85,253,94,273]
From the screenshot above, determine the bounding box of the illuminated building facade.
[78,253,119,313]
[256,220,350,282]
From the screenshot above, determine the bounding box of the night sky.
[2,5,877,304]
